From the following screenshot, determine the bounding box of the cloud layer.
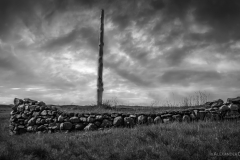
[1,0,240,105]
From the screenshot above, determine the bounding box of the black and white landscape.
[1,0,240,160]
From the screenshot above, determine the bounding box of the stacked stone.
[223,97,240,120]
[9,98,165,135]
[9,97,240,135]
[10,98,61,135]
[199,98,240,121]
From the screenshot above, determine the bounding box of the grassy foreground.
[1,106,240,160]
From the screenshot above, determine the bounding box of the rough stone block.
[60,122,73,130]
[84,123,97,131]
[113,116,123,127]
[100,119,113,128]
[124,117,135,127]
[70,117,80,123]
[154,116,162,124]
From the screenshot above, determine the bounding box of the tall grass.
[1,92,239,160]
[1,106,240,160]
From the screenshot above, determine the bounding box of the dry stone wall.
[9,97,240,135]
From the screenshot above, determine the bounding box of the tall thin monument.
[97,9,104,107]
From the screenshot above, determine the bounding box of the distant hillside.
[0,104,11,108]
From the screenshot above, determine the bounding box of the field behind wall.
[1,104,240,160]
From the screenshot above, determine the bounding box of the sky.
[1,0,240,105]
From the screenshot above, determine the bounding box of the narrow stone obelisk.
[97,9,104,107]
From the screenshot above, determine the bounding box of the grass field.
[1,105,240,160]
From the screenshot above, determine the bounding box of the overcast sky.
[1,0,240,105]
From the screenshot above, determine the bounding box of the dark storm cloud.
[42,28,80,51]
[41,28,86,52]
[164,46,193,66]
[104,58,153,87]
[1,0,236,48]
[113,68,151,87]
[125,0,240,48]
[0,0,84,42]
[80,27,99,51]
[108,0,191,30]
[0,46,37,82]
[160,70,222,85]
[0,49,18,70]
[193,0,240,43]
[0,0,49,42]
[1,0,240,41]
[1,0,240,104]
[42,26,98,53]
[0,0,30,40]
[105,0,162,30]
[118,34,150,64]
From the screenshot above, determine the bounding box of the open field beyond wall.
[1,104,240,160]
